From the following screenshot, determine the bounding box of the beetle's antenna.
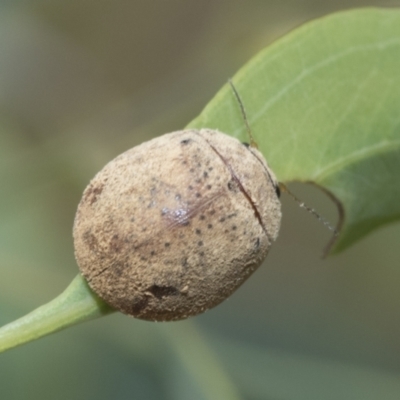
[228,78,338,238]
[228,79,258,148]
[279,183,339,236]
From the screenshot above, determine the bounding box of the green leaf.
[188,7,400,252]
[0,274,114,353]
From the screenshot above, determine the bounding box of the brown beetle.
[73,128,281,321]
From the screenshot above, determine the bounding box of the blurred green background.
[1,1,400,399]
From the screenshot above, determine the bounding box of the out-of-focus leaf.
[160,323,241,400]
[212,336,400,400]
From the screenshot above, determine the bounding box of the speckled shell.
[73,129,281,321]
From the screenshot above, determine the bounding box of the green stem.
[0,274,115,353]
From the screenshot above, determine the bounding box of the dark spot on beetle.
[195,179,201,184]
[209,167,213,171]
[199,251,205,257]
[227,213,237,219]
[232,225,237,230]
[83,230,98,252]
[147,285,179,299]
[198,241,203,246]
[203,171,208,178]
[150,250,156,256]
[142,227,147,232]
[255,238,260,249]
[219,217,226,223]
[182,160,187,165]
[207,224,213,229]
[209,210,215,215]
[195,229,201,235]
[197,163,202,168]
[242,142,250,147]
[140,256,147,262]
[227,181,235,191]
[164,242,170,248]
[190,168,195,173]
[275,185,281,198]
[84,183,104,205]
[110,260,125,274]
[130,296,149,314]
[206,184,212,190]
[196,192,201,198]
[109,234,124,253]
[181,138,192,145]
[130,217,135,222]
[188,185,193,190]
[200,215,206,220]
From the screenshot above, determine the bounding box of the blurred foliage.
[1,1,400,400]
